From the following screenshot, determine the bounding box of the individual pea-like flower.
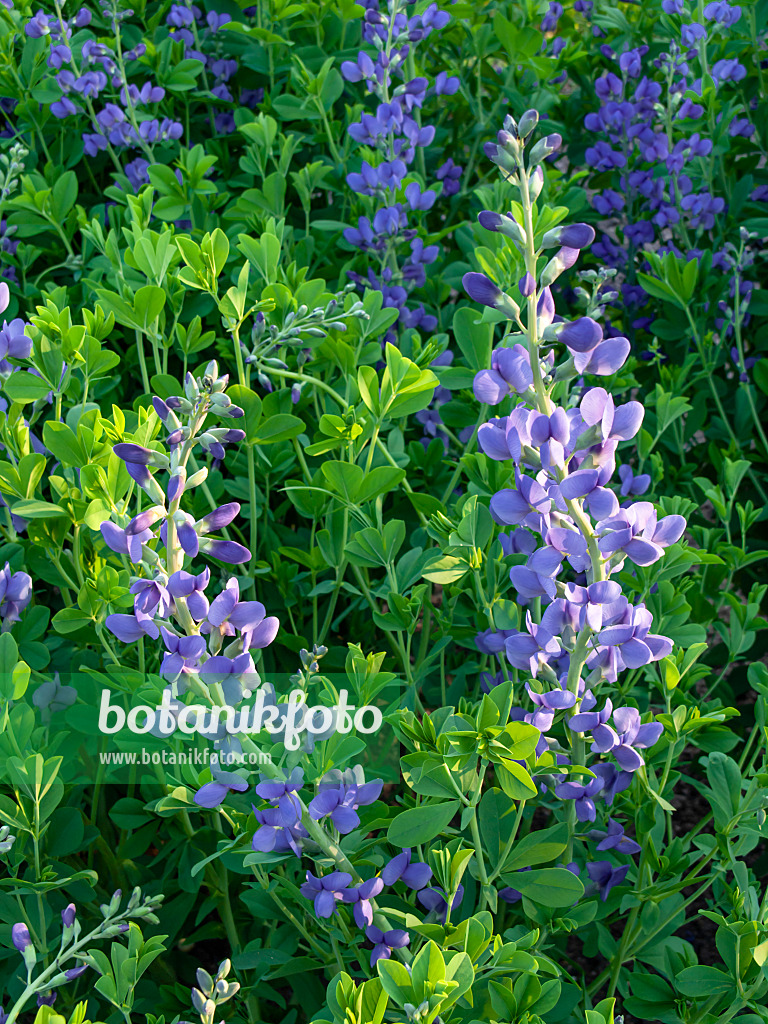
[381,847,432,890]
[597,500,686,565]
[509,546,564,601]
[578,388,644,445]
[100,518,156,563]
[554,776,606,822]
[251,806,307,857]
[473,344,533,404]
[32,674,77,721]
[11,922,32,951]
[300,871,356,918]
[597,603,673,669]
[417,884,464,923]
[347,877,384,928]
[193,760,249,809]
[205,577,280,650]
[254,767,305,827]
[366,926,410,966]
[504,606,562,677]
[475,626,519,655]
[131,574,172,629]
[462,272,521,319]
[617,464,651,497]
[488,473,552,529]
[166,568,211,622]
[159,629,207,681]
[0,562,32,624]
[586,860,629,900]
[588,818,641,855]
[105,611,158,643]
[309,768,383,834]
[61,904,76,930]
[199,651,257,705]
[571,702,663,771]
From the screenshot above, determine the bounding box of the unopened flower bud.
[517,108,539,140]
[527,133,562,163]
[196,969,214,997]
[478,211,527,246]
[528,165,544,200]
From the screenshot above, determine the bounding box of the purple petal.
[197,502,241,535]
[194,782,229,808]
[200,539,252,564]
[611,401,644,440]
[613,744,644,771]
[401,862,432,889]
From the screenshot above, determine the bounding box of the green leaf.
[377,958,413,1005]
[51,608,93,634]
[496,761,538,800]
[453,306,493,371]
[3,371,54,404]
[753,360,768,397]
[42,421,87,466]
[50,171,78,221]
[252,413,304,445]
[505,822,570,872]
[501,867,585,907]
[637,272,683,307]
[321,462,364,503]
[0,632,19,701]
[226,384,262,443]
[356,466,405,504]
[134,285,166,329]
[386,801,459,847]
[676,966,734,998]
[11,499,70,520]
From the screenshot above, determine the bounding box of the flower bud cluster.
[191,959,240,1024]
[0,143,28,201]
[244,290,369,396]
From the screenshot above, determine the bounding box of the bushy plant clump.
[0,1,766,1023]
